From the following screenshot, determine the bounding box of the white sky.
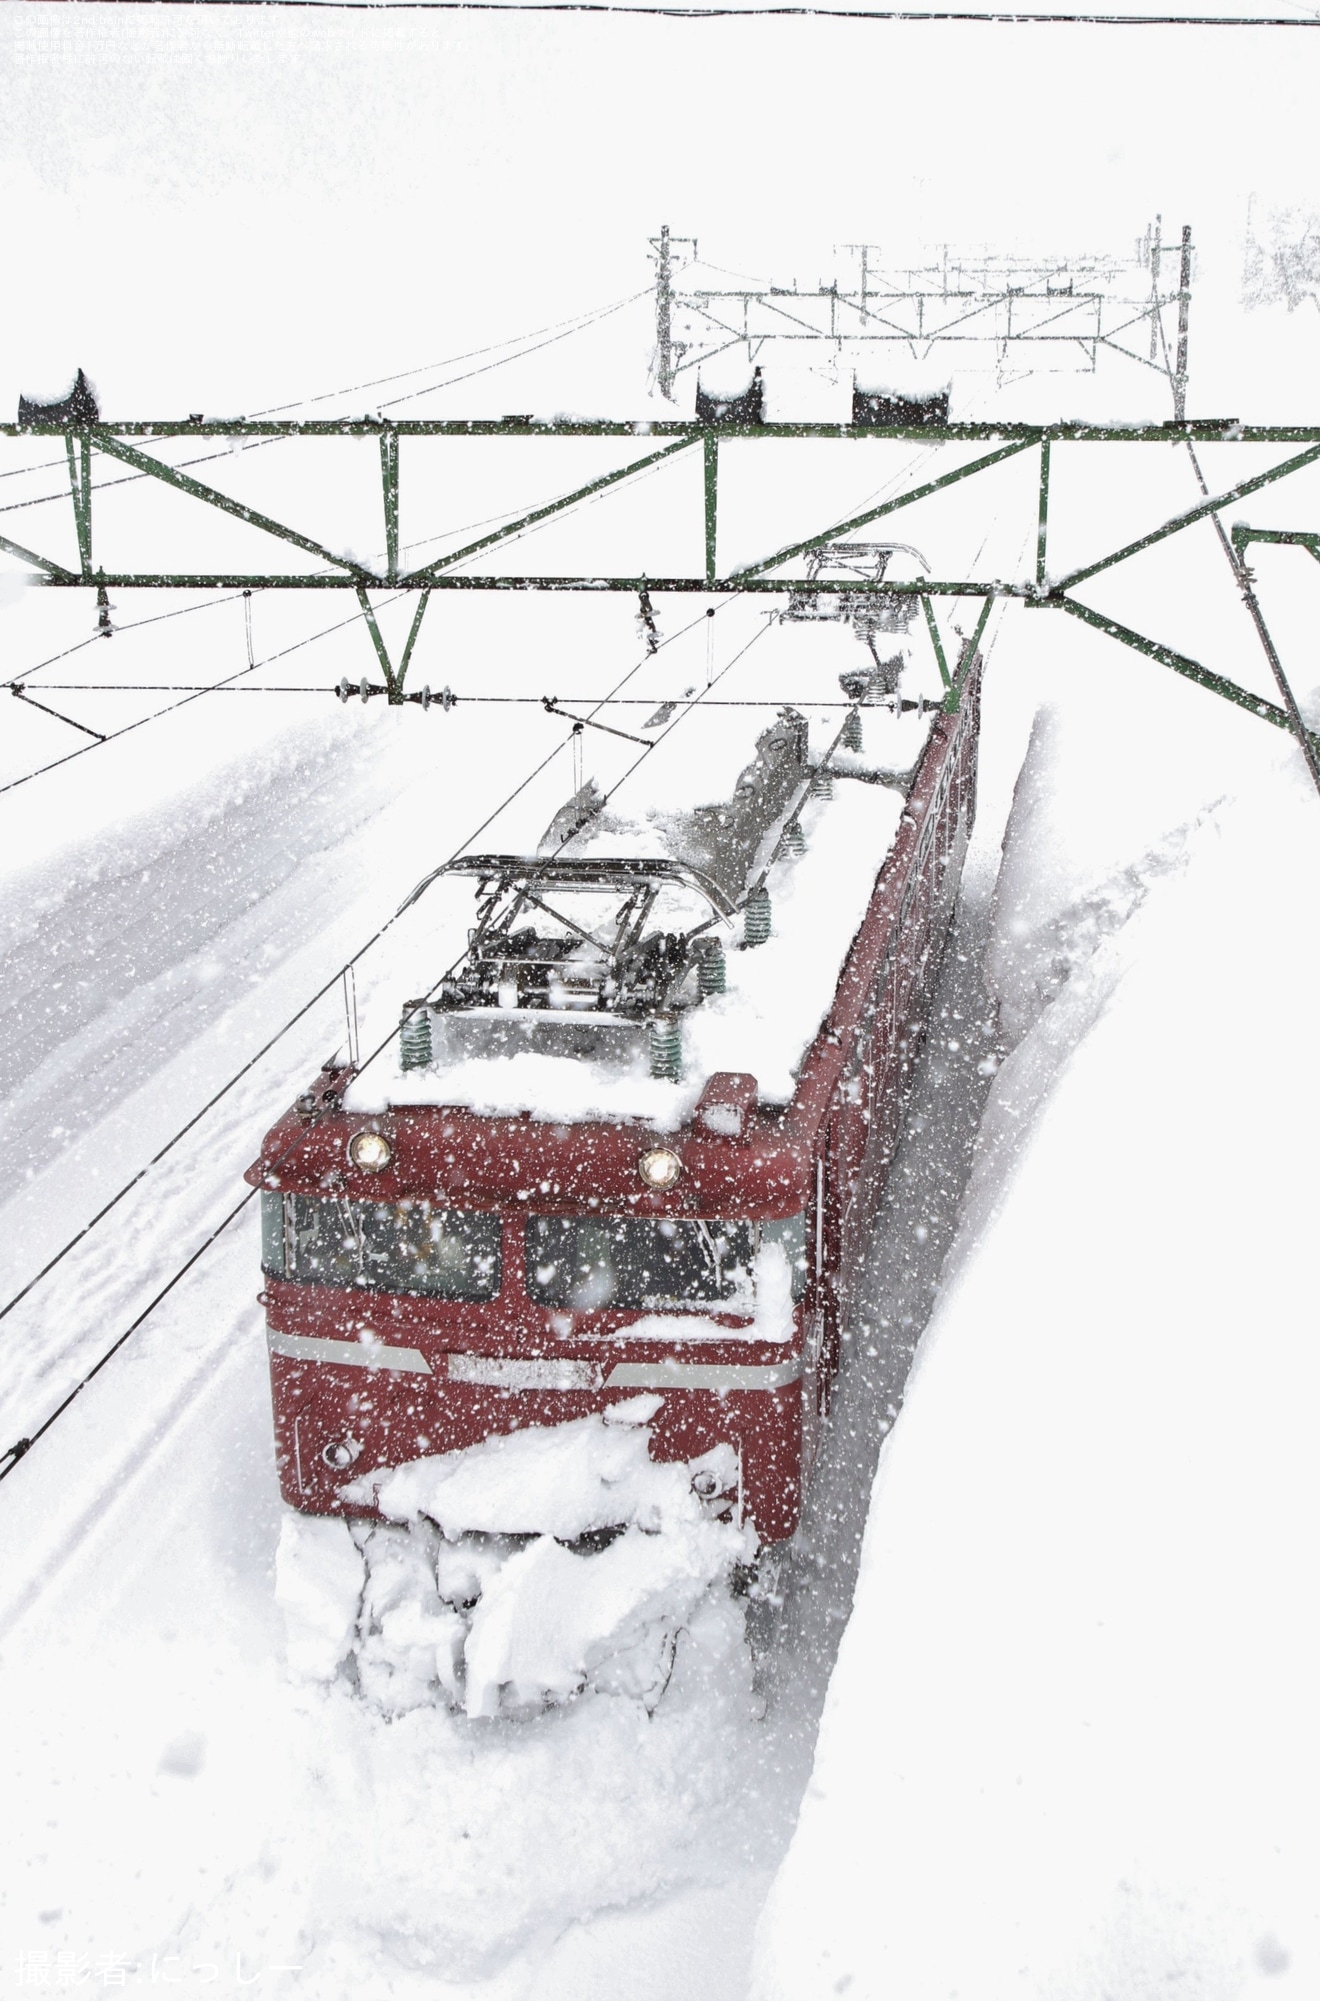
[3,2,1320,425]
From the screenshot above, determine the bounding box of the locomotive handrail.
[398,852,738,920]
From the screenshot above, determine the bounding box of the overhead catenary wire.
[3,416,720,754]
[4,332,687,749]
[0,1191,262,1483]
[0,610,744,1477]
[0,730,575,1477]
[5,363,942,718]
[26,686,910,703]
[334,612,778,1097]
[0,718,580,1353]
[0,416,965,794]
[0,595,746,1483]
[0,731,575,1480]
[0,288,649,520]
[0,292,644,482]
[258,290,651,418]
[374,294,646,411]
[6,467,626,694]
[0,402,964,1403]
[4,427,951,759]
[10,462,689,696]
[10,686,106,740]
[0,591,418,796]
[1,446,695,772]
[0,586,977,1489]
[15,0,1320,20]
[9,590,255,685]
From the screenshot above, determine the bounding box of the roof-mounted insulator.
[693,935,726,996]
[743,886,772,948]
[649,1016,682,1081]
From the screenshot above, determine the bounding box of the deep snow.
[0,593,1009,1997]
[6,3,1320,1994]
[752,666,1320,2000]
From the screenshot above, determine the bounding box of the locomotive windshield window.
[525,1215,763,1313]
[285,1195,501,1300]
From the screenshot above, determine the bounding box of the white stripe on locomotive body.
[266,1334,800,1396]
[446,1354,602,1391]
[604,1358,804,1393]
[268,1329,434,1374]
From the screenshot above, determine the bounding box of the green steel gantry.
[4,412,1320,770]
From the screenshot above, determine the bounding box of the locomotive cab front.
[248,607,982,1549]
[253,1076,820,1542]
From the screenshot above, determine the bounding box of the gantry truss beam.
[653,223,1196,408]
[666,281,1183,376]
[4,415,1320,765]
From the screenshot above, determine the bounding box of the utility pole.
[1148,215,1162,362]
[649,224,697,403]
[1174,224,1193,423]
[655,223,674,402]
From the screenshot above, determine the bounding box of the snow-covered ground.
[6,4,1320,1996]
[753,661,1320,1999]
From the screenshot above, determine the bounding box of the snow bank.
[751,696,1320,2000]
[274,1510,367,1682]
[279,1404,753,1721]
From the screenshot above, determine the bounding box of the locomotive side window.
[525,1214,807,1312]
[760,1214,809,1300]
[285,1195,501,1300]
[260,1190,287,1277]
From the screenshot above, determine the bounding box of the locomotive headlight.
[638,1146,682,1191]
[348,1129,393,1173]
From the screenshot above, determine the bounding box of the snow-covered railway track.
[0,700,579,1586]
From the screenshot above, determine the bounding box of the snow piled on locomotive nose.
[275,1401,754,1719]
[363,1392,684,1538]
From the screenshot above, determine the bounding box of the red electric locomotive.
[248,563,984,1544]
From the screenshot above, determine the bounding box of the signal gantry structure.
[649,218,1195,414]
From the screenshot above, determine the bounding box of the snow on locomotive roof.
[345,702,922,1129]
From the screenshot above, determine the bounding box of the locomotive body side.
[247,665,981,1545]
